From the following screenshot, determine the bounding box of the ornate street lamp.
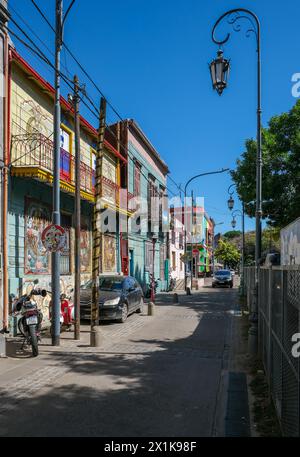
[211,8,262,355]
[231,217,237,229]
[209,49,230,96]
[228,195,234,211]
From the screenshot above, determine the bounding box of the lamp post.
[212,222,224,274]
[227,183,245,295]
[183,168,229,291]
[210,9,262,354]
[231,208,245,294]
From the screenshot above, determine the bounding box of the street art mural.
[80,226,92,273]
[281,218,300,265]
[25,198,51,274]
[103,234,116,272]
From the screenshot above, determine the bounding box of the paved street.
[0,282,245,437]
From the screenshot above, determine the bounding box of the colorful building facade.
[117,119,169,292]
[6,48,126,326]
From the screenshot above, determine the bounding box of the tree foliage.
[214,239,240,268]
[231,100,300,228]
[223,230,242,240]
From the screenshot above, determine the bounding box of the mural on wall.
[281,218,300,265]
[25,198,51,274]
[103,234,116,272]
[81,218,92,273]
[20,274,91,329]
[19,99,50,136]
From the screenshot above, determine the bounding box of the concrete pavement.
[0,281,249,437]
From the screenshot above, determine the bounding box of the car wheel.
[119,303,128,323]
[136,297,144,314]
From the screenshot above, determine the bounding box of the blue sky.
[8,0,300,234]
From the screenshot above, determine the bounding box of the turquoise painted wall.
[127,141,167,291]
[8,177,93,297]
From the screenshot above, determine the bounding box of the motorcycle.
[48,291,75,332]
[13,288,47,357]
[168,276,177,292]
[145,274,159,298]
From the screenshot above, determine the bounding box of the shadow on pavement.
[0,288,240,437]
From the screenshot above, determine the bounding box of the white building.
[169,207,185,284]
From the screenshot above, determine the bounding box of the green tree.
[223,230,242,240]
[214,239,240,269]
[231,99,300,228]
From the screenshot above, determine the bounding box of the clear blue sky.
[8,0,300,234]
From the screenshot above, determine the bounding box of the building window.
[172,251,176,270]
[179,233,183,249]
[145,241,153,273]
[160,244,166,279]
[60,126,72,182]
[171,230,175,245]
[134,161,141,197]
[60,214,72,275]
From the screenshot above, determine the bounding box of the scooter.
[12,288,47,357]
[48,291,75,332]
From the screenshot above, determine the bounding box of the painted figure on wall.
[80,226,91,273]
[25,198,51,274]
[103,235,116,272]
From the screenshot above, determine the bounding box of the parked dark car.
[80,275,144,323]
[212,270,233,288]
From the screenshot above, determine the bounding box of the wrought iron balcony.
[10,122,136,212]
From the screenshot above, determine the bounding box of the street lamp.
[209,49,230,96]
[183,168,229,291]
[211,8,262,354]
[211,222,224,274]
[231,207,245,296]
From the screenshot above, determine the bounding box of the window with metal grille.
[134,161,141,197]
[160,244,166,279]
[145,241,153,273]
[60,213,72,275]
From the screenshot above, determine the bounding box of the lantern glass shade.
[228,196,234,211]
[231,218,237,229]
[209,49,230,96]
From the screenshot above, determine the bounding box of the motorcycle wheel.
[29,325,39,357]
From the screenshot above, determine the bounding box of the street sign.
[42,224,66,253]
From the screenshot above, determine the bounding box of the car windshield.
[99,278,123,291]
[81,278,123,291]
[215,270,231,276]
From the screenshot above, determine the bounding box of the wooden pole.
[90,97,106,347]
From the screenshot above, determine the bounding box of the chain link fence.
[244,266,300,437]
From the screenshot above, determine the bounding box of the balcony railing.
[11,123,95,196]
[10,123,136,212]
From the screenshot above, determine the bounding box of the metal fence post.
[267,267,272,399]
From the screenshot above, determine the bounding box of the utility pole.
[191,190,194,291]
[51,0,75,346]
[52,0,63,346]
[90,97,106,347]
[73,75,81,340]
